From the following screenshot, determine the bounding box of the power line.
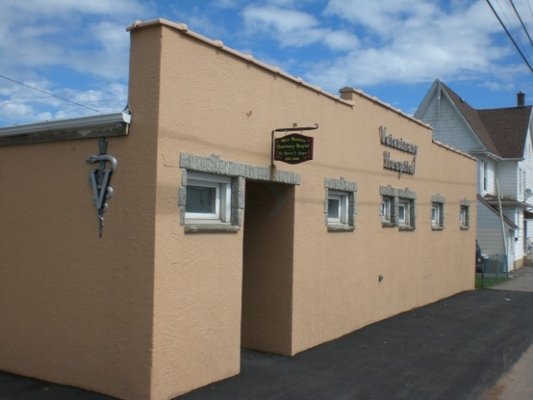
[510,0,533,47]
[0,73,103,114]
[486,0,533,73]
[495,0,531,58]
[495,0,529,53]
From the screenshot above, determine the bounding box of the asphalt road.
[1,269,532,400]
[178,288,533,400]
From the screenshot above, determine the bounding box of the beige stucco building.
[0,19,476,400]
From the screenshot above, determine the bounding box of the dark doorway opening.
[241,181,295,355]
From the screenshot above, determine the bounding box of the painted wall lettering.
[379,126,418,154]
[383,151,416,175]
[379,126,417,176]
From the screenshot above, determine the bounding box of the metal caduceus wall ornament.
[86,138,118,238]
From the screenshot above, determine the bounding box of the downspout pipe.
[496,179,509,277]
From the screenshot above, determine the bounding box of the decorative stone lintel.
[180,153,301,185]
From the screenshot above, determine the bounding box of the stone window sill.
[399,226,416,232]
[327,224,355,232]
[185,223,240,233]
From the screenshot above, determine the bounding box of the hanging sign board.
[274,133,314,164]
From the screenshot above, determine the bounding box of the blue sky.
[1,0,532,126]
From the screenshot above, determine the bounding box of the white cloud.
[212,0,241,8]
[238,0,524,90]
[0,0,149,125]
[185,14,229,39]
[0,101,34,119]
[322,30,359,51]
[0,77,128,125]
[242,5,359,50]
[325,0,439,37]
[2,0,147,17]
[303,0,522,89]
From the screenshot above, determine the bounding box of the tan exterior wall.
[0,19,477,400]
[0,25,162,400]
[143,21,477,399]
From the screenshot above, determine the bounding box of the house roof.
[478,107,532,158]
[440,81,532,159]
[477,194,518,229]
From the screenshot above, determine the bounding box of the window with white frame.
[328,191,348,224]
[380,186,416,230]
[381,196,393,224]
[398,198,413,228]
[324,177,357,231]
[185,172,231,223]
[520,169,527,199]
[460,204,470,229]
[431,202,444,229]
[430,194,445,230]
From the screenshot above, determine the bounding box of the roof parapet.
[127,18,434,129]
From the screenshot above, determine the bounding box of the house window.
[327,191,348,224]
[381,196,393,224]
[431,202,444,229]
[398,198,415,229]
[460,200,470,230]
[431,194,445,230]
[398,200,408,225]
[185,172,231,224]
[379,186,416,230]
[520,169,527,199]
[460,206,469,229]
[324,177,357,231]
[483,160,488,192]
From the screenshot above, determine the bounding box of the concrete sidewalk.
[1,269,532,400]
[479,265,533,400]
[490,265,533,293]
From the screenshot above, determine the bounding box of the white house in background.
[415,79,533,271]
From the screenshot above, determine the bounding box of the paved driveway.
[1,269,532,400]
[178,288,533,400]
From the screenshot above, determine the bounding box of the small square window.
[460,205,469,229]
[431,202,444,230]
[186,186,217,214]
[327,191,348,225]
[324,178,357,232]
[398,197,415,230]
[185,172,231,224]
[379,186,416,231]
[398,200,409,226]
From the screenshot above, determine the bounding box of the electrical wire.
[486,0,533,72]
[0,73,103,114]
[510,0,533,47]
[496,0,529,53]
[495,0,531,59]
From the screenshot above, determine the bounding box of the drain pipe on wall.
[495,179,509,277]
